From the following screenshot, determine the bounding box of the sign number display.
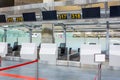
[7,17,23,22]
[58,14,67,19]
[7,17,14,22]
[16,17,23,22]
[58,13,81,19]
[71,14,81,19]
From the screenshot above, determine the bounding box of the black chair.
[12,42,18,51]
[6,43,13,56]
[12,42,21,57]
[78,48,80,53]
[69,47,72,54]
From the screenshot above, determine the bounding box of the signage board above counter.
[1,5,120,23]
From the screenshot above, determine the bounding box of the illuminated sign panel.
[7,17,23,22]
[16,17,23,22]
[58,13,81,20]
[71,14,81,19]
[58,14,67,20]
[7,17,14,22]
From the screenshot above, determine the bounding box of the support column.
[62,24,69,63]
[43,0,54,10]
[98,64,102,80]
[106,21,109,55]
[104,2,108,18]
[29,28,32,43]
[42,0,55,43]
[63,25,66,47]
[4,28,7,42]
[41,24,54,43]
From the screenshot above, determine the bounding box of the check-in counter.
[20,43,37,60]
[0,42,7,57]
[80,44,101,65]
[109,43,120,67]
[39,43,58,65]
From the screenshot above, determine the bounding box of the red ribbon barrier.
[0,59,38,71]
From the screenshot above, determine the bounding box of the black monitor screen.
[0,15,6,23]
[110,5,120,17]
[23,12,36,21]
[60,43,65,48]
[82,7,100,19]
[42,10,57,20]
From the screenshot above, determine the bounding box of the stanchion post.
[0,56,1,67]
[36,52,39,80]
[98,63,102,80]
[94,54,105,80]
[36,59,39,80]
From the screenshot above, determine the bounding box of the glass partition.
[6,29,29,47]
[32,33,41,46]
[54,24,107,62]
[0,29,4,42]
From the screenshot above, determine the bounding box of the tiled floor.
[0,60,120,80]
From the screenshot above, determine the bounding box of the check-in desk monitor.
[0,42,7,57]
[20,43,37,60]
[109,43,120,67]
[39,43,58,65]
[80,44,101,65]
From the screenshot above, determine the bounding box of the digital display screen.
[110,5,120,17]
[7,17,14,22]
[23,12,36,21]
[71,14,81,19]
[82,7,100,19]
[58,14,67,20]
[42,10,57,20]
[16,17,23,22]
[0,15,6,23]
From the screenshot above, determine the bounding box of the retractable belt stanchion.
[0,56,1,67]
[36,59,39,80]
[0,59,38,71]
[36,53,39,80]
[94,54,105,80]
[98,64,102,80]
